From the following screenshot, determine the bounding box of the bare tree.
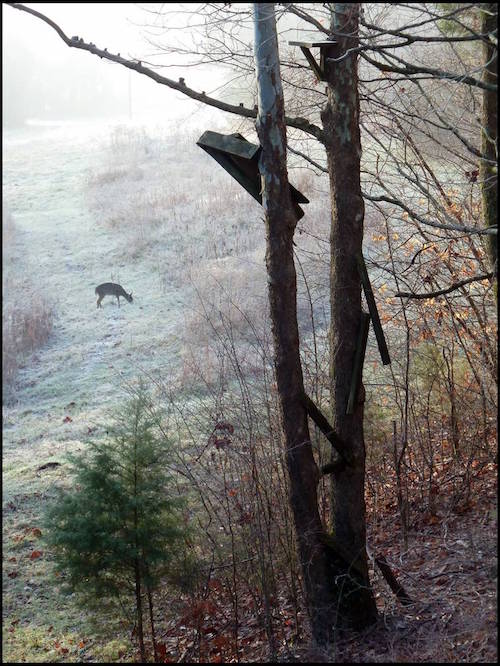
[253,3,338,644]
[7,0,496,644]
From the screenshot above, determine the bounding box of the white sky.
[2,3,228,126]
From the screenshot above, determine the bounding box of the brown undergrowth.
[111,457,496,663]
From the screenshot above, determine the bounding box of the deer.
[95,283,133,308]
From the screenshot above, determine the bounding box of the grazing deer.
[95,283,133,308]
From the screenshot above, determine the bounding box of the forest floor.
[332,465,497,664]
[122,461,495,664]
[3,458,496,663]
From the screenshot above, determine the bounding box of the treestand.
[288,40,338,82]
[196,130,309,220]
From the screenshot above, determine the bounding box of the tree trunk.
[135,559,147,662]
[253,2,337,646]
[480,3,497,273]
[320,2,378,629]
[146,584,158,663]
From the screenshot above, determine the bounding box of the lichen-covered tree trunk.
[253,2,337,646]
[320,3,378,628]
[480,3,497,272]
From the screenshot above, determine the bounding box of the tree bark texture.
[253,3,338,645]
[480,3,497,272]
[320,2,378,628]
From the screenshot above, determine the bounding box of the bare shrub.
[155,295,303,661]
[84,125,265,264]
[86,166,144,188]
[2,292,55,403]
[2,205,17,248]
[292,168,315,196]
[109,124,158,161]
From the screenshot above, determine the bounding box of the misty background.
[2,3,230,128]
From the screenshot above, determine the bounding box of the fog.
[2,3,227,128]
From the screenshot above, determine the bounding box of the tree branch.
[363,193,498,237]
[6,2,325,142]
[361,52,497,92]
[280,3,330,35]
[287,144,328,173]
[395,272,495,300]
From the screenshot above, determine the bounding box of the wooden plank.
[356,252,391,365]
[375,555,413,606]
[346,312,370,415]
[302,393,352,464]
[289,40,337,48]
[299,46,323,81]
[197,130,259,160]
[200,147,261,201]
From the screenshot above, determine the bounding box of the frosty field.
[2,115,281,661]
[4,110,396,660]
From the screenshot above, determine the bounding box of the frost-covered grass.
[3,208,55,402]
[0,117,274,661]
[1,116,336,662]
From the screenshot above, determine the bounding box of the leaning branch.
[6,2,324,142]
[374,555,413,606]
[395,272,495,300]
[301,394,353,465]
[287,144,328,173]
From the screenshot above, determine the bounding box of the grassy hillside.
[2,117,328,662]
[3,119,496,664]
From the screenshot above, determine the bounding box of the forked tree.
[8,0,496,645]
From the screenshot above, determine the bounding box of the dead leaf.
[212,635,230,650]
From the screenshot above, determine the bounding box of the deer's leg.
[97,296,102,308]
[117,296,120,307]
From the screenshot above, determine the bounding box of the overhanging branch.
[395,272,495,299]
[364,192,498,237]
[6,2,325,142]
